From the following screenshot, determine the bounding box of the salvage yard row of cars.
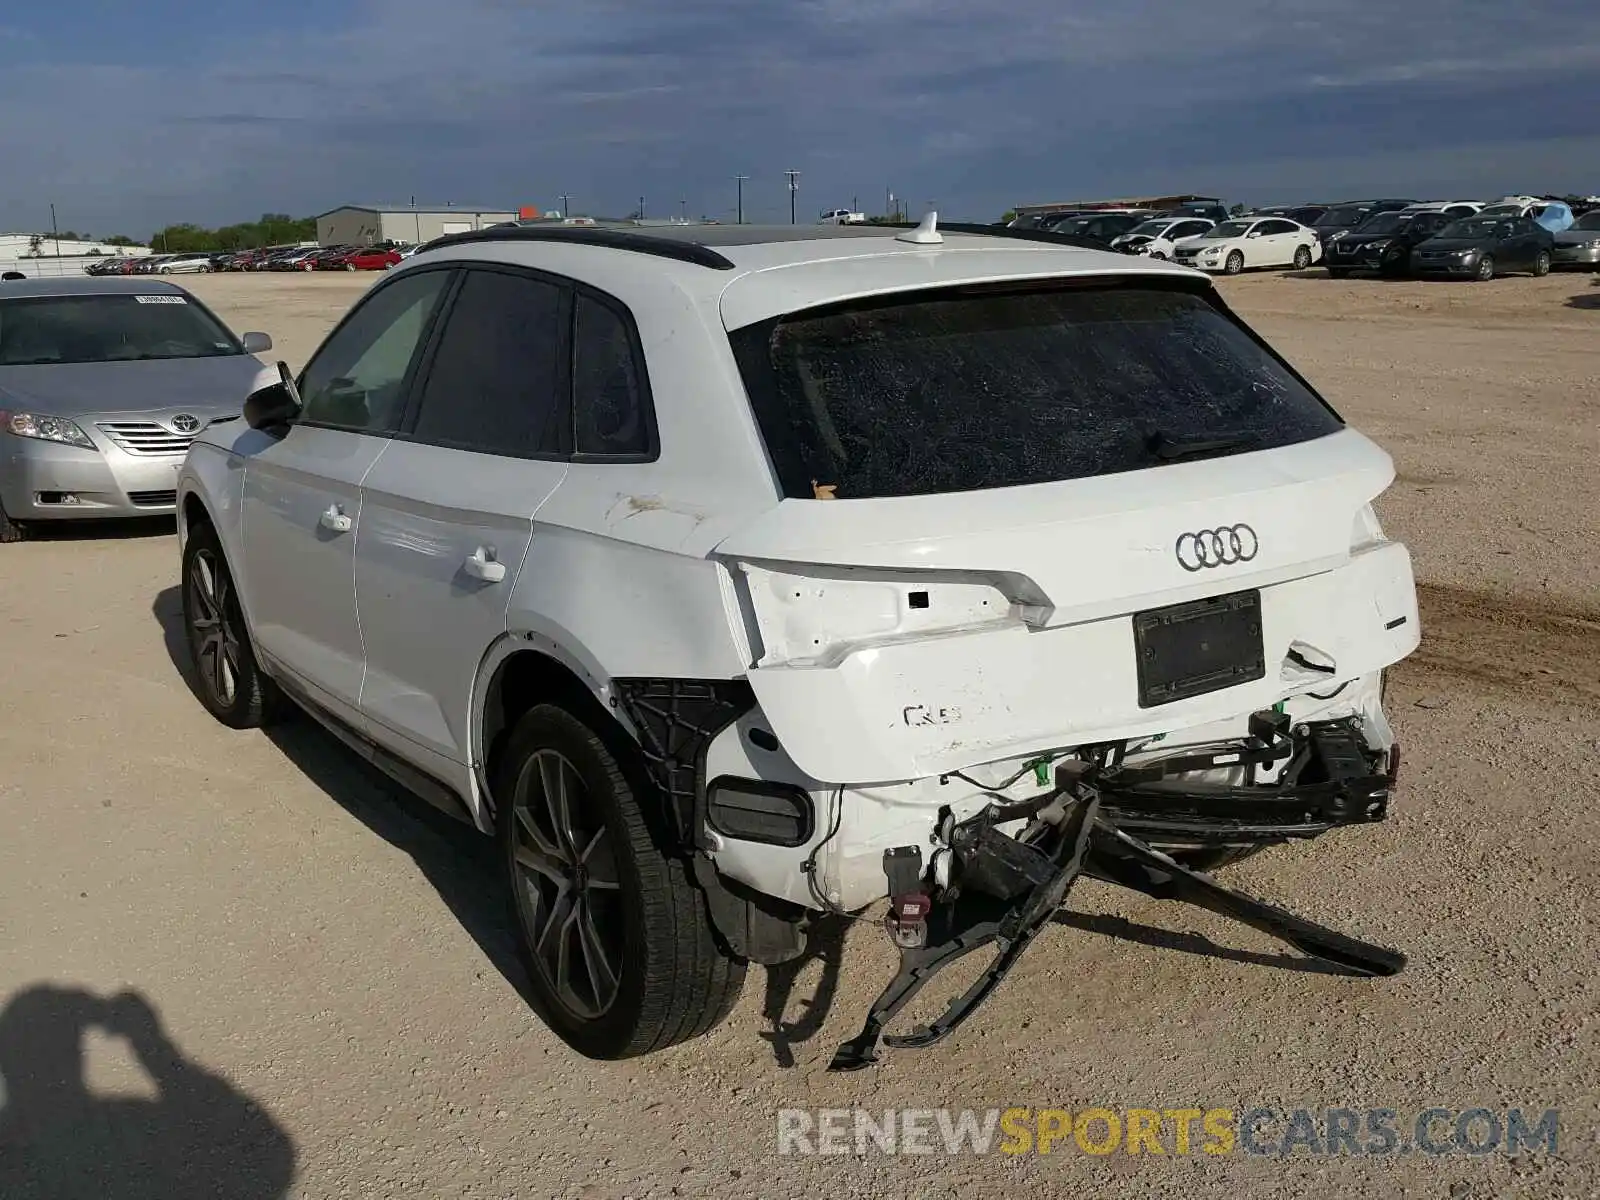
[1013,193,1600,281]
[83,244,411,276]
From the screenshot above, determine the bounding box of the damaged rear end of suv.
[685,223,1419,1068]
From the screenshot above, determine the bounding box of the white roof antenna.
[896,210,943,245]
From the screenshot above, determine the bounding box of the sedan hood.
[1555,229,1600,245]
[0,354,263,416]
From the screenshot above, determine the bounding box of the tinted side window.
[409,269,566,457]
[1261,220,1296,235]
[1175,221,1209,239]
[298,269,450,432]
[573,295,652,457]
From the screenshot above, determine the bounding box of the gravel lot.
[1,269,1596,1198]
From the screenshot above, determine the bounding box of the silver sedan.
[1552,210,1600,268]
[0,278,271,541]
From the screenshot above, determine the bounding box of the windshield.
[1356,213,1409,235]
[1477,204,1520,217]
[1315,206,1369,227]
[1203,221,1251,239]
[1436,218,1504,239]
[1127,220,1176,237]
[730,284,1342,500]
[0,294,243,366]
[1569,211,1600,231]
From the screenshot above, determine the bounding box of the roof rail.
[416,224,738,270]
[880,220,1111,253]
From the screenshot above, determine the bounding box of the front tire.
[496,704,744,1060]
[1474,254,1495,282]
[0,499,28,543]
[1292,244,1312,270]
[1224,250,1244,275]
[181,521,285,729]
[1533,250,1551,277]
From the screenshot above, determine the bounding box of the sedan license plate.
[1133,590,1265,708]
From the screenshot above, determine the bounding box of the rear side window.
[573,295,652,457]
[732,284,1343,500]
[409,268,567,457]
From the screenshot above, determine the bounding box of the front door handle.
[463,546,506,583]
[319,504,353,533]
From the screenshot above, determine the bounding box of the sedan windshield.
[1203,221,1252,239]
[1315,206,1369,227]
[1356,213,1409,235]
[1570,211,1600,231]
[0,294,243,366]
[1436,218,1504,240]
[1127,220,1177,237]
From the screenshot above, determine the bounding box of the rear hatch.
[715,276,1418,784]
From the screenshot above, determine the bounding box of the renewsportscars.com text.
[776,1106,1559,1158]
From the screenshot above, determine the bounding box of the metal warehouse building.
[316,205,518,247]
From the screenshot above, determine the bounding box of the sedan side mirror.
[244,361,303,431]
[241,331,273,354]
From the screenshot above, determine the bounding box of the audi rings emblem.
[1175,524,1259,571]
[170,413,201,434]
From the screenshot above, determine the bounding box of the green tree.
[1000,209,1017,224]
[102,235,139,247]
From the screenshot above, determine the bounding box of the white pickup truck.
[819,208,867,224]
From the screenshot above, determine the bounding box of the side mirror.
[244,362,303,431]
[241,331,273,354]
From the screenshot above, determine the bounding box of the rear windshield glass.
[732,284,1343,499]
[0,295,243,366]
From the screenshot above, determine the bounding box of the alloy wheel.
[509,749,624,1020]
[187,549,240,707]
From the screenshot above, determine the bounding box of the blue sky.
[2,0,1598,237]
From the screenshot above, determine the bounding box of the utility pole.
[734,175,748,224]
[680,197,687,222]
[785,169,801,225]
[559,193,571,219]
[639,195,646,220]
[50,203,60,257]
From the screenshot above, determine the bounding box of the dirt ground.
[1,268,1596,1199]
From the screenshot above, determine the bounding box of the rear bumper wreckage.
[827,710,1405,1070]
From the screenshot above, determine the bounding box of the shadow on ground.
[18,515,175,543]
[1565,288,1600,310]
[1055,910,1350,975]
[151,586,532,1007]
[0,985,294,1199]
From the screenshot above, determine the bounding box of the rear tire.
[180,520,286,729]
[1224,250,1244,275]
[497,704,745,1059]
[0,500,28,543]
[1292,244,1312,270]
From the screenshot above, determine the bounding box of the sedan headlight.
[2,410,97,450]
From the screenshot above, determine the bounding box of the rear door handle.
[319,504,353,533]
[463,546,506,583]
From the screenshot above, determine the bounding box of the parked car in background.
[0,278,272,541]
[1110,216,1215,259]
[1312,200,1414,245]
[1323,209,1459,278]
[1410,214,1554,280]
[322,246,404,271]
[1401,201,1483,219]
[1251,204,1331,226]
[1476,197,1574,233]
[818,209,867,225]
[1551,209,1600,269]
[157,254,216,275]
[1172,217,1321,274]
[1043,210,1152,246]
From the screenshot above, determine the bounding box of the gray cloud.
[1,0,1595,235]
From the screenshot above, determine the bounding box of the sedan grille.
[127,490,178,507]
[96,422,195,456]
